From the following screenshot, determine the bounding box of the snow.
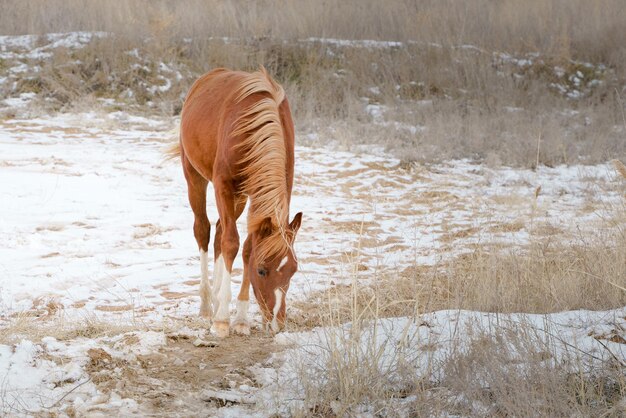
[0,30,624,415]
[365,103,385,121]
[0,110,623,412]
[1,112,621,322]
[6,304,623,415]
[0,325,181,415]
[0,339,98,415]
[368,86,381,96]
[0,31,108,60]
[304,37,403,49]
[2,92,37,108]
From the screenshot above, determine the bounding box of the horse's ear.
[258,217,273,238]
[289,212,303,234]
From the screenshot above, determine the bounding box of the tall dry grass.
[287,195,626,416]
[2,0,626,67]
[290,313,626,416]
[1,0,624,165]
[293,217,626,329]
[435,327,626,417]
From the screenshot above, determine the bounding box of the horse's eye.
[257,268,268,277]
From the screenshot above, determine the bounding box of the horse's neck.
[248,198,289,224]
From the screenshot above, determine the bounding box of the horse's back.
[180,68,293,191]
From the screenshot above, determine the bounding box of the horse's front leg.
[232,235,252,336]
[211,181,240,338]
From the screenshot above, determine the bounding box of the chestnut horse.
[167,67,302,338]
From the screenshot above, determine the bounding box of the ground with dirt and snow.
[1,24,625,418]
[1,111,625,416]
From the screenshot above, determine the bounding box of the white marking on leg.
[276,256,288,272]
[215,255,231,322]
[271,288,283,332]
[199,250,212,316]
[212,253,224,314]
[234,299,249,324]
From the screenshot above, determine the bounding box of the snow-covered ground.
[0,111,624,415]
[0,29,625,417]
[2,112,622,320]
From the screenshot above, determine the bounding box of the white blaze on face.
[276,256,288,272]
[270,288,283,332]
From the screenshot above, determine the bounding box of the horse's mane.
[232,67,291,263]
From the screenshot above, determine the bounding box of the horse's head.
[247,212,302,333]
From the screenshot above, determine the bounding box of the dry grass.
[433,328,626,417]
[288,253,626,417]
[613,159,626,179]
[439,233,626,313]
[1,0,625,166]
[290,313,626,417]
[286,199,626,416]
[292,218,626,331]
[3,0,626,66]
[0,313,134,347]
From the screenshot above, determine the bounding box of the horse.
[166,67,302,338]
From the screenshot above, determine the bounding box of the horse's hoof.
[210,320,230,338]
[232,321,250,336]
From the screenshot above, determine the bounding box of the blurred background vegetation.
[1,0,625,166]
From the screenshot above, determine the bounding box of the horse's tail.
[163,124,181,161]
[163,141,181,160]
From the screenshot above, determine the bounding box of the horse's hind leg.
[182,152,212,318]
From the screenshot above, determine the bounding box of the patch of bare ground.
[440,226,480,243]
[95,304,134,312]
[131,223,176,239]
[85,328,278,415]
[488,219,525,233]
[0,312,280,415]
